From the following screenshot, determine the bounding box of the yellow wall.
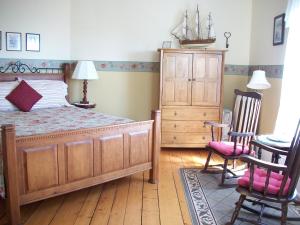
[258,78,282,134]
[68,72,160,121]
[222,75,248,110]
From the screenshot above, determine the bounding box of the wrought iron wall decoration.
[224,32,231,48]
[0,61,62,74]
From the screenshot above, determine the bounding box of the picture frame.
[162,41,172,48]
[273,13,285,46]
[26,33,40,52]
[6,32,22,51]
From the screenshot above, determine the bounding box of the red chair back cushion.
[6,80,42,112]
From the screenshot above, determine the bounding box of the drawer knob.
[202,136,206,140]
[173,136,177,140]
[174,124,177,128]
[188,78,191,81]
[203,112,207,116]
[174,111,177,116]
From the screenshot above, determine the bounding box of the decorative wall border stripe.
[249,65,284,79]
[224,64,249,76]
[0,58,284,78]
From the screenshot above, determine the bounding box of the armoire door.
[161,53,192,106]
[192,54,222,106]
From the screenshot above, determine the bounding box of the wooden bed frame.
[0,63,161,225]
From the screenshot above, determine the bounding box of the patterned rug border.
[179,168,217,225]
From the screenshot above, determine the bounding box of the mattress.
[0,106,133,137]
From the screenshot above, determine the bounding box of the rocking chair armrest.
[250,140,289,156]
[204,121,230,128]
[240,154,288,172]
[228,131,254,138]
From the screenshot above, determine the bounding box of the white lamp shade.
[247,70,271,90]
[72,61,98,80]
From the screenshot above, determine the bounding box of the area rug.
[180,168,300,225]
[180,168,217,225]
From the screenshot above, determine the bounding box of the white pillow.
[0,81,19,111]
[23,80,71,110]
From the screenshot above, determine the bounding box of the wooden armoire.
[159,48,226,148]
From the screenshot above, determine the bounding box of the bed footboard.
[1,110,160,225]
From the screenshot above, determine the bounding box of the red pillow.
[6,80,42,112]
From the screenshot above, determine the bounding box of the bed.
[0,62,160,225]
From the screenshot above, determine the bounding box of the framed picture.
[26,33,40,51]
[273,13,285,46]
[6,32,22,51]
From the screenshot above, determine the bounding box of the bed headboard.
[0,61,71,83]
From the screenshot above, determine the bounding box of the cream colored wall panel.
[0,0,71,59]
[250,0,288,65]
[71,0,252,64]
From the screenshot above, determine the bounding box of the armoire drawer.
[162,132,212,145]
[162,108,219,121]
[162,120,216,133]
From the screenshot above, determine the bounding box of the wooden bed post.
[2,125,21,225]
[150,110,161,184]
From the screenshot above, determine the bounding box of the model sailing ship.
[171,6,216,48]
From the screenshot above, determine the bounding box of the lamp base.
[81,79,89,104]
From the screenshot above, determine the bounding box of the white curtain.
[275,0,300,138]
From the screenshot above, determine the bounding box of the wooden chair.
[203,89,262,185]
[226,120,300,225]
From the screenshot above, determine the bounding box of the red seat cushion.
[208,141,250,156]
[6,80,42,112]
[238,167,291,196]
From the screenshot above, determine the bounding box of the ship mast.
[196,5,200,39]
[185,10,188,39]
[207,12,212,39]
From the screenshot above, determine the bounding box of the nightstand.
[72,102,96,109]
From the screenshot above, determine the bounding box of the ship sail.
[206,12,216,39]
[182,11,188,39]
[194,5,202,39]
[171,12,189,40]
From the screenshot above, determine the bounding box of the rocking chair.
[227,120,300,225]
[203,89,262,185]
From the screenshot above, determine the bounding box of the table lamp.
[247,70,271,90]
[72,61,98,104]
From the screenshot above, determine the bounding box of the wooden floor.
[0,149,224,225]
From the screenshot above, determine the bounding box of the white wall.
[0,0,71,60]
[71,0,252,64]
[250,0,288,65]
[0,0,252,65]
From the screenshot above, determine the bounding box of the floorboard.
[142,171,160,225]
[90,181,117,225]
[74,185,103,225]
